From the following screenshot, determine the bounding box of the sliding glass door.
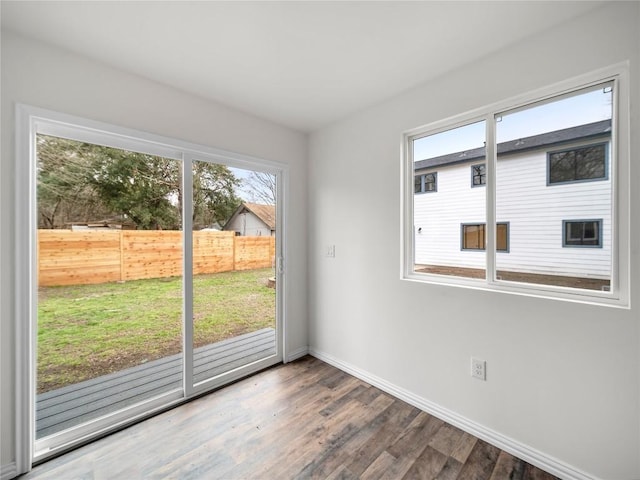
[20,107,284,464]
[35,136,185,441]
[190,162,277,389]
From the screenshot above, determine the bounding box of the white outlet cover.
[471,357,486,381]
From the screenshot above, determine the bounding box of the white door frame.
[14,104,287,472]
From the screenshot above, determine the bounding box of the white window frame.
[15,105,289,471]
[401,63,630,308]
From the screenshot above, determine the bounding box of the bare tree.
[244,171,276,205]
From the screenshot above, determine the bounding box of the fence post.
[232,234,236,271]
[119,230,124,282]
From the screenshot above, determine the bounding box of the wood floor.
[22,356,559,480]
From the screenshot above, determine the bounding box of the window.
[471,164,486,187]
[414,172,437,193]
[404,65,629,306]
[563,220,602,247]
[548,143,607,184]
[462,223,509,251]
[412,120,486,279]
[462,224,484,250]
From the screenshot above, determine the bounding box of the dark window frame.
[547,142,609,186]
[471,163,486,188]
[461,222,509,252]
[562,219,603,248]
[414,172,437,194]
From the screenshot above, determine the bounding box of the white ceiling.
[1,1,604,133]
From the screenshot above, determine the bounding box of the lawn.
[37,268,275,393]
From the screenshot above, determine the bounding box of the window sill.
[402,271,628,309]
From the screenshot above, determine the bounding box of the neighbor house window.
[563,220,602,247]
[404,67,628,306]
[471,164,485,187]
[414,172,437,193]
[461,223,508,251]
[548,143,607,184]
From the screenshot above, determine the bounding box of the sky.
[413,84,613,161]
[230,166,255,201]
[230,166,277,204]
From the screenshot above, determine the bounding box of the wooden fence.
[38,230,276,287]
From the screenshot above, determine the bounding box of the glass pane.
[495,84,612,290]
[566,222,584,242]
[575,145,606,180]
[463,225,484,250]
[497,223,508,252]
[192,163,277,386]
[584,222,597,241]
[549,152,577,183]
[472,164,486,186]
[412,120,486,279]
[425,173,436,192]
[36,134,183,439]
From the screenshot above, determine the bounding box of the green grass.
[37,268,275,393]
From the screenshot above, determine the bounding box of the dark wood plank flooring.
[37,328,276,438]
[23,356,559,480]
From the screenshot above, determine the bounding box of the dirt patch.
[415,265,609,291]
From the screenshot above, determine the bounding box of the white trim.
[19,105,286,173]
[401,62,630,309]
[276,168,287,363]
[15,105,35,476]
[485,113,497,282]
[1,463,18,480]
[285,346,309,363]
[309,348,599,480]
[182,154,195,397]
[190,354,281,396]
[275,170,290,362]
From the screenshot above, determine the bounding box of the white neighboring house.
[224,202,276,236]
[413,120,611,280]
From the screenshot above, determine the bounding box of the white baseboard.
[309,348,598,480]
[1,463,17,480]
[285,346,309,363]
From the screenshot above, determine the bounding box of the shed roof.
[414,119,611,170]
[225,202,276,230]
[244,202,276,229]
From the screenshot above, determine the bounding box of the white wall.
[308,3,639,480]
[0,31,308,471]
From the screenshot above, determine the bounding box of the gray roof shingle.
[414,119,611,171]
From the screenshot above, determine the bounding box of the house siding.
[414,163,486,269]
[225,213,272,237]
[414,138,611,279]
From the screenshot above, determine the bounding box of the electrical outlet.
[326,245,335,257]
[471,357,486,381]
